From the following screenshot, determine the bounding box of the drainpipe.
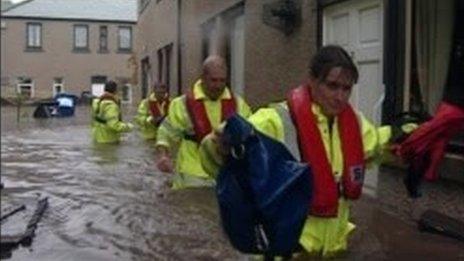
[177,0,182,95]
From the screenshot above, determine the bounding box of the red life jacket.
[185,90,237,143]
[148,97,170,118]
[287,85,365,217]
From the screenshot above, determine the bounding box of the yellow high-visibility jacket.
[134,93,168,140]
[200,101,392,257]
[156,79,252,189]
[91,93,132,144]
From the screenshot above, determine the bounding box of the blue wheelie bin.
[54,93,78,117]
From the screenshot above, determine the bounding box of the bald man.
[155,55,252,189]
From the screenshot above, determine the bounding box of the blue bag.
[217,114,312,256]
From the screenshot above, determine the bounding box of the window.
[229,14,245,96]
[201,20,217,60]
[26,23,42,49]
[17,77,34,98]
[91,75,107,96]
[157,44,172,89]
[157,48,163,83]
[141,57,151,98]
[409,0,455,114]
[73,25,89,50]
[118,26,132,51]
[53,77,64,97]
[121,84,132,104]
[99,26,108,52]
[201,5,245,92]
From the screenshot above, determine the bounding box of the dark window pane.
[100,26,108,51]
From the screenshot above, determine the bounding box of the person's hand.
[146,116,154,125]
[156,155,174,173]
[390,122,419,157]
[155,146,174,173]
[390,122,419,144]
[401,122,419,134]
[212,122,230,156]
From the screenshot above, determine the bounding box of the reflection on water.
[1,105,243,260]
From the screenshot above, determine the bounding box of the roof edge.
[1,15,137,24]
[1,0,35,13]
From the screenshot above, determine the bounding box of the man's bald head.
[202,55,227,76]
[201,55,228,100]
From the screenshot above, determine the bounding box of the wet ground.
[1,105,464,260]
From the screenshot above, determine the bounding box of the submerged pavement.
[1,105,463,260]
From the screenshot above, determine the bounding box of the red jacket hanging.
[287,85,365,217]
[400,102,464,181]
[186,90,237,143]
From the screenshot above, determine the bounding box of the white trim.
[53,83,64,97]
[53,78,64,97]
[17,82,34,98]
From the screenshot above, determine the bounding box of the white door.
[323,0,384,124]
[323,0,384,197]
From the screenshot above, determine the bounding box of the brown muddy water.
[1,105,463,260]
[1,105,242,260]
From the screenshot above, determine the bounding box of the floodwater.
[1,105,463,260]
[1,105,242,260]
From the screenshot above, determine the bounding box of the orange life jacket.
[185,90,237,143]
[148,98,170,126]
[287,85,365,217]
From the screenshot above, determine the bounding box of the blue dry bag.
[217,114,312,256]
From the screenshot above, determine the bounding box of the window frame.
[16,78,34,99]
[201,3,244,88]
[117,26,132,52]
[52,77,64,97]
[99,25,109,53]
[73,24,89,51]
[121,84,132,104]
[26,22,42,50]
[157,44,172,89]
